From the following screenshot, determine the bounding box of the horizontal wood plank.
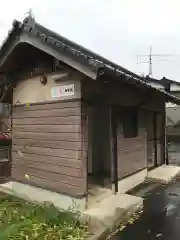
[12,131,81,141]
[11,100,86,196]
[13,158,84,177]
[13,124,81,133]
[12,146,86,159]
[117,118,147,179]
[12,168,86,197]
[11,165,83,186]
[119,166,145,179]
[117,144,146,153]
[12,152,82,168]
[12,138,81,150]
[13,100,81,112]
[13,107,80,119]
[117,136,146,151]
[12,116,81,125]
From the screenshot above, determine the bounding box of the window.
[122,107,138,138]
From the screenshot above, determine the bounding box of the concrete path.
[85,193,143,240]
[112,177,180,240]
[86,164,180,239]
[146,165,180,184]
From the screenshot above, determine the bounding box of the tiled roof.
[0,16,180,104]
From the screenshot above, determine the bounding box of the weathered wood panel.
[12,165,83,186]
[13,138,81,150]
[13,158,83,177]
[13,124,81,133]
[118,141,145,151]
[12,131,81,141]
[13,101,81,111]
[13,116,81,125]
[12,100,86,197]
[12,168,85,196]
[12,146,86,158]
[12,152,82,168]
[117,110,147,179]
[117,148,146,178]
[13,107,80,118]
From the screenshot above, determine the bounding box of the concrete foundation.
[146,165,180,184]
[85,193,143,240]
[1,166,176,240]
[0,181,144,240]
[0,181,87,211]
[118,168,148,193]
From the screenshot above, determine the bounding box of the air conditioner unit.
[0,103,11,117]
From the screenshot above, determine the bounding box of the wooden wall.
[116,109,147,179]
[156,112,164,165]
[146,111,155,168]
[11,100,87,197]
[146,111,164,168]
[82,78,165,181]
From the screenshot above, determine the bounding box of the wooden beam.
[110,106,118,194]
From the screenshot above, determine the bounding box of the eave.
[0,16,179,104]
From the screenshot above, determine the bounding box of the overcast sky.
[1,0,180,81]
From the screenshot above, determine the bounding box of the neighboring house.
[0,16,179,210]
[144,76,180,165]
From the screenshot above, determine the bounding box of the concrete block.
[0,181,87,211]
[85,194,143,240]
[118,168,147,194]
[146,165,180,184]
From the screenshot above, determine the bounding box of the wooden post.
[162,105,168,165]
[153,112,158,167]
[110,106,118,194]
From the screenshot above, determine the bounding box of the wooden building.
[144,77,180,166]
[0,16,179,210]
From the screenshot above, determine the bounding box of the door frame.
[147,110,157,170]
[147,110,166,170]
[153,111,158,168]
[85,101,112,189]
[110,106,118,194]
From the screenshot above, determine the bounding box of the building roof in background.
[145,76,180,92]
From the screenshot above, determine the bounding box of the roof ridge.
[0,17,179,104]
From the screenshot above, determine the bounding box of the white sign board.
[51,84,75,98]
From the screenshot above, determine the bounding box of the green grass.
[0,192,88,240]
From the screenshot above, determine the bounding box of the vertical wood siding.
[11,100,87,197]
